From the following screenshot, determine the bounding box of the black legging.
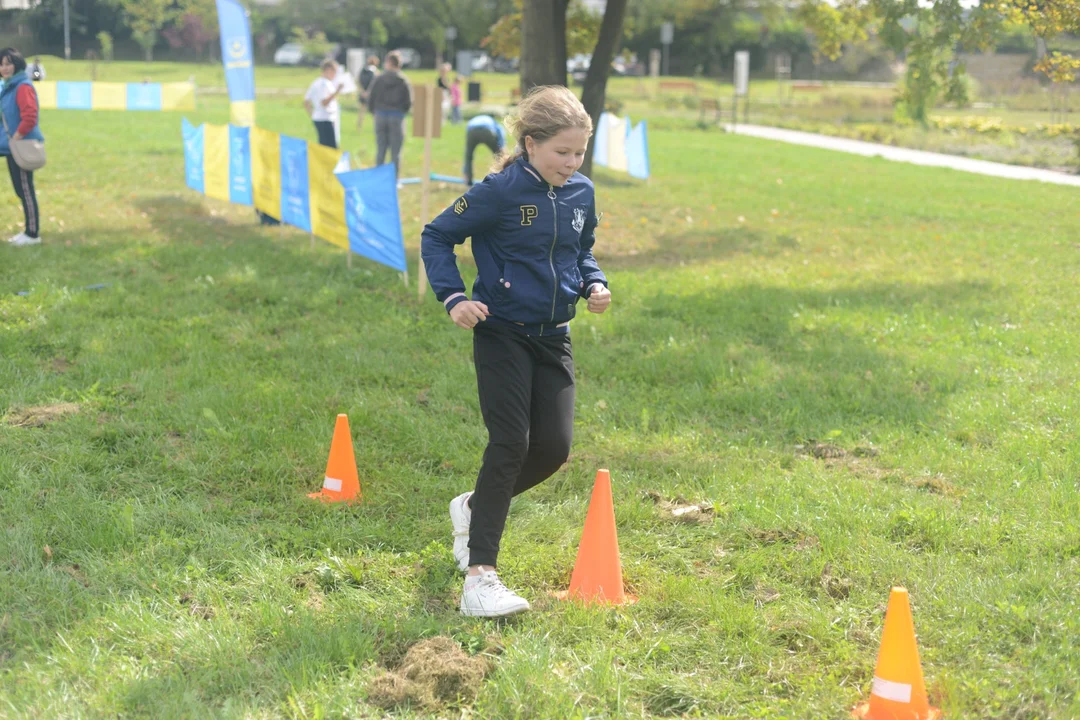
[7,154,39,239]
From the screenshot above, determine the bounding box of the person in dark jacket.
[356,55,379,131]
[421,86,612,618]
[463,114,507,186]
[366,51,412,180]
[0,48,43,247]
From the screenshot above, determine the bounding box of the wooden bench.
[658,79,698,95]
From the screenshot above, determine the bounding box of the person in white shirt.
[304,60,342,149]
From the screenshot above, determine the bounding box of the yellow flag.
[162,82,197,111]
[203,123,230,203]
[35,81,57,109]
[91,83,127,111]
[251,127,281,220]
[307,142,349,250]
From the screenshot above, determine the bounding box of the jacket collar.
[515,156,550,188]
[1,72,26,95]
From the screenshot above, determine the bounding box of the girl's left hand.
[587,284,611,314]
[12,133,22,141]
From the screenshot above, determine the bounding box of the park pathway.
[725,123,1080,188]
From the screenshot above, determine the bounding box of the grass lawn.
[1,81,1079,718]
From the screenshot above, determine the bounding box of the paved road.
[725,123,1080,188]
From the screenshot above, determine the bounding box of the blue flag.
[229,125,253,206]
[56,82,92,110]
[182,118,204,194]
[216,0,256,126]
[337,163,407,273]
[627,121,650,180]
[127,83,163,111]
[279,135,311,231]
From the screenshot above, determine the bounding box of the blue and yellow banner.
[182,118,204,194]
[279,135,310,232]
[39,81,196,111]
[216,0,256,127]
[182,120,406,274]
[251,126,281,220]
[338,164,407,273]
[229,125,253,206]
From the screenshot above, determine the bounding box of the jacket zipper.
[548,185,558,322]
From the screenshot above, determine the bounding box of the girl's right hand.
[449,301,490,329]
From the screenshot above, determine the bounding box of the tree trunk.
[553,0,569,87]
[580,0,628,178]
[146,46,154,63]
[521,0,566,92]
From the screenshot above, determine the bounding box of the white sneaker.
[7,232,25,244]
[460,570,530,617]
[10,233,40,247]
[449,491,472,572]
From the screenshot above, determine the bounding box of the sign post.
[660,23,673,76]
[733,50,750,129]
[413,84,442,300]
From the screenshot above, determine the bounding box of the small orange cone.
[853,587,941,720]
[556,469,636,605]
[308,414,361,503]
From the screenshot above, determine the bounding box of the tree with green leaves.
[798,0,1002,124]
[116,0,176,62]
[999,0,1080,82]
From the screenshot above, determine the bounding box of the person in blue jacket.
[421,86,612,618]
[463,114,507,187]
[0,48,44,247]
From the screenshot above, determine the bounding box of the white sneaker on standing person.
[422,87,612,618]
[0,47,44,246]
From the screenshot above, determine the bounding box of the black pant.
[313,120,337,149]
[464,126,501,186]
[7,155,39,238]
[468,322,575,567]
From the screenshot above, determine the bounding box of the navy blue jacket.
[421,157,607,335]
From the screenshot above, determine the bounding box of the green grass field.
[1,72,1079,719]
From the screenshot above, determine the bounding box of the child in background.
[450,76,463,124]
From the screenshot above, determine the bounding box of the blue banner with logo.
[337,163,407,273]
[279,135,311,232]
[182,118,205,194]
[229,125,253,206]
[56,82,92,110]
[216,0,256,126]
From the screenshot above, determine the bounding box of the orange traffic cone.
[556,469,636,605]
[308,414,361,503]
[853,587,941,720]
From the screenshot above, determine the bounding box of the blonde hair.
[320,59,337,73]
[496,86,592,172]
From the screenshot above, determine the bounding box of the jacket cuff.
[581,280,607,298]
[443,293,468,314]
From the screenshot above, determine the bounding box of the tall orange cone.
[556,469,636,605]
[853,587,941,720]
[308,414,361,503]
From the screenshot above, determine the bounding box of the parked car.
[491,56,519,74]
[274,43,304,66]
[471,53,490,72]
[567,53,591,73]
[394,47,421,69]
